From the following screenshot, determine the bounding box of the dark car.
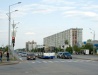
[27,53,36,60]
[61,52,72,59]
[57,52,63,58]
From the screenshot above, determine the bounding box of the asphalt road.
[0,55,98,75]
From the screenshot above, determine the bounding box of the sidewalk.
[0,56,19,66]
[72,54,98,61]
[0,61,19,66]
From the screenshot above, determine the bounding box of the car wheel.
[33,58,36,60]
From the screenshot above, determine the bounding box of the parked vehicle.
[57,52,63,58]
[35,53,38,57]
[27,53,36,60]
[61,52,72,59]
[18,52,23,56]
[21,52,27,57]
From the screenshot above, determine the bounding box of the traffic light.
[13,43,15,47]
[12,37,15,43]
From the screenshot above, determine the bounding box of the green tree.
[66,46,73,54]
[87,39,92,43]
[54,47,63,53]
[4,46,8,52]
[84,43,93,53]
[73,45,80,52]
[64,40,68,45]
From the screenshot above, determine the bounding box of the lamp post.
[89,28,95,55]
[12,20,19,59]
[8,2,21,53]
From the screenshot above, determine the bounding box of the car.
[18,52,23,56]
[21,52,27,57]
[57,52,63,58]
[61,52,72,59]
[27,53,36,60]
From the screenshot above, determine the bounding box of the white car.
[18,52,22,56]
[21,52,27,57]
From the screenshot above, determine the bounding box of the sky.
[0,0,98,49]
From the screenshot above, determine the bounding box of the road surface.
[0,55,98,75]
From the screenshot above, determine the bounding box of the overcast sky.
[0,0,98,49]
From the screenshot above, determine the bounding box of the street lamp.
[89,28,95,55]
[8,2,21,53]
[12,20,19,37]
[6,10,18,16]
[12,20,19,59]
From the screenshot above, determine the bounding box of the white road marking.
[26,59,97,64]
[48,61,53,63]
[60,61,65,62]
[86,60,91,62]
[19,58,23,61]
[32,62,35,63]
[54,61,59,62]
[36,61,41,63]
[43,61,47,63]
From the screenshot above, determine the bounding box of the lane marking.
[20,59,97,64]
[54,61,59,62]
[42,61,47,63]
[32,62,35,63]
[19,58,23,61]
[60,61,65,62]
[36,61,41,63]
[48,61,53,63]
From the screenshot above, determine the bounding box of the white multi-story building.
[26,41,37,51]
[44,28,83,48]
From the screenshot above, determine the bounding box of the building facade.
[26,41,37,51]
[44,28,83,48]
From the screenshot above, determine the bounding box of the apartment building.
[44,28,83,48]
[26,40,37,51]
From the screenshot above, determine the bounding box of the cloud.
[42,0,76,5]
[0,0,97,19]
[0,10,7,19]
[81,5,98,10]
[58,6,76,10]
[63,10,98,17]
[0,31,3,33]
[25,32,35,35]
[32,9,54,14]
[15,3,76,15]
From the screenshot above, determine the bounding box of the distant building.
[92,40,98,48]
[84,40,98,48]
[26,41,37,51]
[44,28,83,48]
[36,45,44,49]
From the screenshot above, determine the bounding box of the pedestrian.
[0,51,2,62]
[6,51,9,61]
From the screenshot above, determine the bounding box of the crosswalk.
[19,59,96,64]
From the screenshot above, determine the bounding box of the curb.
[0,61,19,66]
[73,57,98,61]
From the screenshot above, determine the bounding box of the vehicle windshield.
[63,53,71,55]
[23,53,26,54]
[28,54,35,56]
